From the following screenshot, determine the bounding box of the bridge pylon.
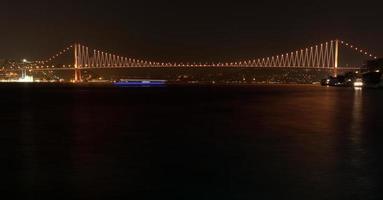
[333,39,339,77]
[74,43,82,82]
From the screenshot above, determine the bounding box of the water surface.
[1,84,383,199]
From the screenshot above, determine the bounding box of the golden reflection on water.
[351,88,363,147]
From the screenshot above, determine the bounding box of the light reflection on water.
[2,85,382,200]
[351,88,363,145]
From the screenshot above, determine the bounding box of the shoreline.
[0,81,382,89]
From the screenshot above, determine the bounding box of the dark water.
[1,84,383,200]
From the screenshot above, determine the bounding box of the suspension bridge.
[23,39,379,82]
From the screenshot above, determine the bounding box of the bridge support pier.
[333,67,338,77]
[74,69,81,82]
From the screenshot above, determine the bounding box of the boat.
[113,79,167,86]
[354,78,364,87]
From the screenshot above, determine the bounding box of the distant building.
[365,58,383,71]
[363,58,383,85]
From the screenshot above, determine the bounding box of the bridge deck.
[14,66,363,71]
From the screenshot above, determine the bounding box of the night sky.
[0,0,382,62]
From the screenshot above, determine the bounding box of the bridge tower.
[74,43,82,82]
[334,39,339,77]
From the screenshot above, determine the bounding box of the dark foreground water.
[1,84,383,200]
